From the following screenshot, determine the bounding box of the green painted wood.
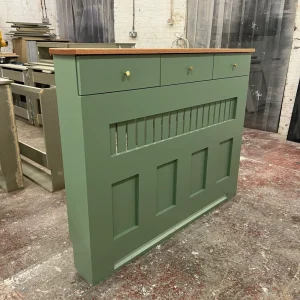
[117,122,127,153]
[76,55,161,95]
[162,113,170,139]
[213,54,251,79]
[208,103,215,126]
[154,115,162,142]
[190,148,207,196]
[196,106,204,129]
[127,120,136,150]
[110,124,116,155]
[146,116,154,145]
[214,102,221,124]
[219,100,226,123]
[224,99,231,121]
[112,175,138,238]
[137,118,146,147]
[184,108,191,133]
[202,104,210,127]
[161,54,213,85]
[177,110,184,135]
[169,111,177,137]
[156,160,177,214]
[190,107,197,131]
[230,98,237,119]
[53,53,251,285]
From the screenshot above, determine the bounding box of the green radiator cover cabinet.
[53,49,252,285]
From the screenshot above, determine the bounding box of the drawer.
[213,54,251,79]
[161,54,213,85]
[76,55,160,95]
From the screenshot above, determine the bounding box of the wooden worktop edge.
[49,48,255,56]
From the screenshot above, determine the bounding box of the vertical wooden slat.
[219,100,226,122]
[197,106,204,129]
[184,108,191,133]
[117,122,126,153]
[110,124,116,155]
[169,111,177,137]
[202,104,210,127]
[214,102,221,124]
[154,115,162,142]
[190,107,198,131]
[230,98,237,119]
[127,120,136,150]
[146,116,154,145]
[162,113,170,140]
[208,103,215,126]
[177,110,184,135]
[224,99,231,121]
[137,118,146,147]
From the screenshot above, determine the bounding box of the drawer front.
[76,55,160,95]
[161,54,213,85]
[213,54,251,79]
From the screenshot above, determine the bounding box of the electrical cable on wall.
[129,0,137,38]
[168,0,174,25]
[41,0,49,23]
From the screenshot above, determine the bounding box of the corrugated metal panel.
[187,0,297,132]
[56,0,114,43]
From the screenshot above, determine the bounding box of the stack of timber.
[7,22,54,38]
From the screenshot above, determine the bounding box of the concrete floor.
[1,128,300,300]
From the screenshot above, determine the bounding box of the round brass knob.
[188,66,194,71]
[124,71,131,77]
[233,64,238,68]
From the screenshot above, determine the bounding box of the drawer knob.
[188,66,194,71]
[232,64,238,69]
[124,71,131,77]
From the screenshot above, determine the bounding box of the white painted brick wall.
[278,0,300,136]
[114,0,187,48]
[0,0,59,53]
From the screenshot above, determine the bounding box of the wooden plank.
[137,118,146,147]
[177,110,184,135]
[146,116,154,144]
[50,48,255,55]
[117,122,126,153]
[162,113,170,140]
[194,0,215,48]
[154,115,162,142]
[127,120,136,150]
[221,0,234,48]
[190,107,198,131]
[210,0,226,48]
[169,111,177,137]
[197,106,204,129]
[184,108,191,133]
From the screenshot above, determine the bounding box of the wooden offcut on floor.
[0,128,300,299]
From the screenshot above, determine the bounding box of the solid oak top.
[49,48,255,56]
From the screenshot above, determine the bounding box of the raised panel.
[112,175,139,238]
[217,139,233,182]
[157,160,177,214]
[190,148,208,197]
